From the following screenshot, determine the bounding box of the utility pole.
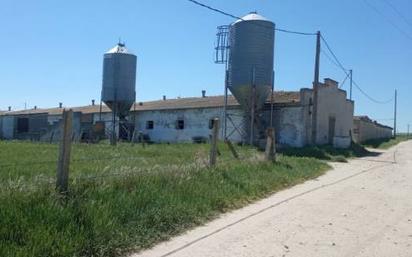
[311,31,321,145]
[407,124,410,138]
[394,89,397,138]
[349,69,353,101]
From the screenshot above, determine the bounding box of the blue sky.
[0,0,411,131]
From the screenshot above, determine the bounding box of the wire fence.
[1,114,272,193]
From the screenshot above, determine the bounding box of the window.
[17,118,29,133]
[176,119,184,130]
[146,120,154,130]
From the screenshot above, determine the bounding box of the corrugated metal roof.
[354,115,393,130]
[1,91,300,116]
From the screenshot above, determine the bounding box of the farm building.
[0,78,355,148]
[352,116,393,143]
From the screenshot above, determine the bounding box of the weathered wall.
[261,105,306,147]
[0,116,3,138]
[315,80,354,148]
[133,107,243,143]
[12,114,48,140]
[352,118,392,143]
[1,116,14,139]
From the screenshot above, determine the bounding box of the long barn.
[0,78,386,148]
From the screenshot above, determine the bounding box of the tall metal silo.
[228,12,274,112]
[227,12,275,144]
[101,42,137,144]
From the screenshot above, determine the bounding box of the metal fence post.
[56,109,73,193]
[210,118,220,167]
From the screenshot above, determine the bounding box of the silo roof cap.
[106,43,134,54]
[234,12,271,24]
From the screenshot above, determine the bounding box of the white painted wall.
[134,107,243,143]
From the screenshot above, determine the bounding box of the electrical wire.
[352,80,394,104]
[186,0,317,35]
[340,73,350,89]
[320,35,348,73]
[382,0,412,28]
[320,49,349,89]
[321,34,394,104]
[363,0,412,40]
[321,49,342,71]
[186,0,395,105]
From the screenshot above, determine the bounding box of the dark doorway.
[17,118,29,133]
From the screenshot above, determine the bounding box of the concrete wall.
[0,116,3,138]
[1,116,14,139]
[133,107,243,143]
[262,104,306,147]
[315,80,354,148]
[352,118,392,143]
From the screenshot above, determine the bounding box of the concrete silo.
[101,42,137,144]
[227,12,275,144]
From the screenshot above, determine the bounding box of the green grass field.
[0,141,329,257]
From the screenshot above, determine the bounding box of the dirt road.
[133,141,412,257]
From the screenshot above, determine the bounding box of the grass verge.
[279,143,373,163]
[362,135,410,149]
[0,141,329,257]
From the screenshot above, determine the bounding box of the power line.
[187,0,395,105]
[381,0,412,28]
[363,0,412,40]
[320,35,348,73]
[275,28,317,36]
[321,49,341,71]
[321,34,394,104]
[340,73,350,89]
[320,49,349,88]
[352,80,394,104]
[186,0,317,36]
[187,0,241,20]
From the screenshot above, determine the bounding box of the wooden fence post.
[56,109,73,193]
[209,118,220,167]
[265,127,276,161]
[139,131,146,148]
[49,131,54,144]
[131,130,137,146]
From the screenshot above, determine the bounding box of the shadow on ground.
[279,143,381,163]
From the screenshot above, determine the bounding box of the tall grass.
[0,141,328,257]
[279,143,373,163]
[362,135,410,149]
